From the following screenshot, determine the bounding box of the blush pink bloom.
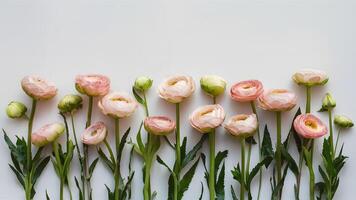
[230,80,263,102]
[98,92,138,118]
[189,104,226,133]
[31,123,65,147]
[158,75,195,103]
[75,74,110,96]
[144,116,176,135]
[293,114,327,139]
[81,121,107,145]
[224,114,258,137]
[21,75,57,100]
[258,89,297,112]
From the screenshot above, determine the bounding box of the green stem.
[104,139,116,166]
[67,184,73,200]
[296,139,304,199]
[114,118,121,200]
[328,108,334,158]
[246,142,252,179]
[27,99,37,172]
[174,103,181,200]
[306,86,311,114]
[142,91,151,200]
[250,101,263,200]
[143,92,149,117]
[276,112,282,185]
[84,96,93,200]
[334,128,341,153]
[240,138,246,200]
[209,129,216,200]
[53,142,64,200]
[309,140,315,200]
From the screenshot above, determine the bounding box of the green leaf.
[105,184,115,200]
[132,87,145,105]
[261,125,274,167]
[10,153,22,175]
[32,156,50,185]
[246,157,271,187]
[118,127,131,162]
[9,164,25,189]
[231,185,238,200]
[181,134,207,168]
[231,164,242,184]
[136,122,145,155]
[74,176,84,200]
[199,182,204,200]
[157,156,173,174]
[46,190,51,200]
[216,162,225,200]
[215,150,228,174]
[246,136,257,145]
[88,158,99,179]
[164,136,175,150]
[120,172,135,200]
[98,147,115,172]
[178,156,200,199]
[180,136,187,163]
[281,146,299,177]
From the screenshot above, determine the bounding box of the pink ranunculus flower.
[81,121,107,145]
[293,114,327,139]
[224,114,258,137]
[257,89,297,112]
[144,116,176,136]
[230,80,263,102]
[98,92,138,118]
[31,123,65,147]
[21,75,57,100]
[75,74,110,96]
[158,75,195,103]
[189,104,226,133]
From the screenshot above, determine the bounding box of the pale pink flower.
[224,114,258,137]
[144,116,176,135]
[98,92,138,118]
[230,80,263,102]
[293,114,327,139]
[75,74,110,96]
[21,75,57,100]
[81,122,107,145]
[258,89,297,112]
[158,75,195,103]
[32,123,65,147]
[189,104,225,133]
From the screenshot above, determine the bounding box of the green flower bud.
[134,76,153,91]
[200,75,227,97]
[334,115,354,128]
[322,93,336,110]
[6,101,27,119]
[58,94,83,113]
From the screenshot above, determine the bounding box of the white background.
[0,0,355,199]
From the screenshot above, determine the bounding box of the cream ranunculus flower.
[98,92,138,118]
[292,69,328,87]
[189,104,225,133]
[258,89,297,112]
[21,75,57,100]
[81,122,107,145]
[31,123,65,147]
[144,116,176,135]
[158,75,195,103]
[224,114,258,138]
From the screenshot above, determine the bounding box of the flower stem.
[246,142,252,180]
[142,91,151,200]
[309,140,315,200]
[53,142,64,200]
[209,128,215,200]
[240,138,246,200]
[296,139,304,199]
[250,101,263,200]
[174,103,181,200]
[306,86,311,114]
[114,118,121,200]
[84,96,93,200]
[27,99,37,172]
[334,128,341,153]
[328,108,334,158]
[276,111,282,187]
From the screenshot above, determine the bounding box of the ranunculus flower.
[200,75,227,97]
[230,80,263,102]
[158,75,195,103]
[144,116,176,135]
[134,76,153,92]
[6,101,27,119]
[189,104,225,133]
[81,122,107,145]
[21,75,57,100]
[293,114,327,139]
[98,92,138,118]
[75,74,110,96]
[58,94,83,114]
[292,69,328,87]
[258,89,297,112]
[224,114,258,137]
[31,123,65,147]
[334,115,354,128]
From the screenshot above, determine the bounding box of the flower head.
[144,116,176,135]
[21,75,57,100]
[334,115,354,128]
[200,75,226,97]
[31,123,65,147]
[58,94,83,114]
[293,114,327,139]
[189,104,225,133]
[98,92,138,118]
[158,75,195,103]
[230,80,263,102]
[292,69,328,87]
[322,93,336,110]
[75,74,110,96]
[81,122,107,145]
[224,114,258,138]
[6,101,27,119]
[134,76,153,92]
[258,89,297,112]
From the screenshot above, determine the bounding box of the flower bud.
[322,93,336,110]
[134,76,153,92]
[200,75,226,97]
[58,94,83,114]
[6,101,27,119]
[32,123,65,147]
[334,115,354,128]
[144,116,176,135]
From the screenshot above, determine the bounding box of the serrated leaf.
[215,150,228,174]
[182,135,207,168]
[88,158,99,178]
[231,185,238,200]
[216,162,225,200]
[246,136,257,145]
[9,164,25,189]
[178,156,200,199]
[199,182,204,200]
[118,127,131,162]
[10,153,22,174]
[74,176,84,200]
[32,156,50,185]
[281,146,299,177]
[231,164,242,184]
[157,156,173,174]
[261,125,274,166]
[98,148,115,172]
[132,87,145,105]
[246,157,271,187]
